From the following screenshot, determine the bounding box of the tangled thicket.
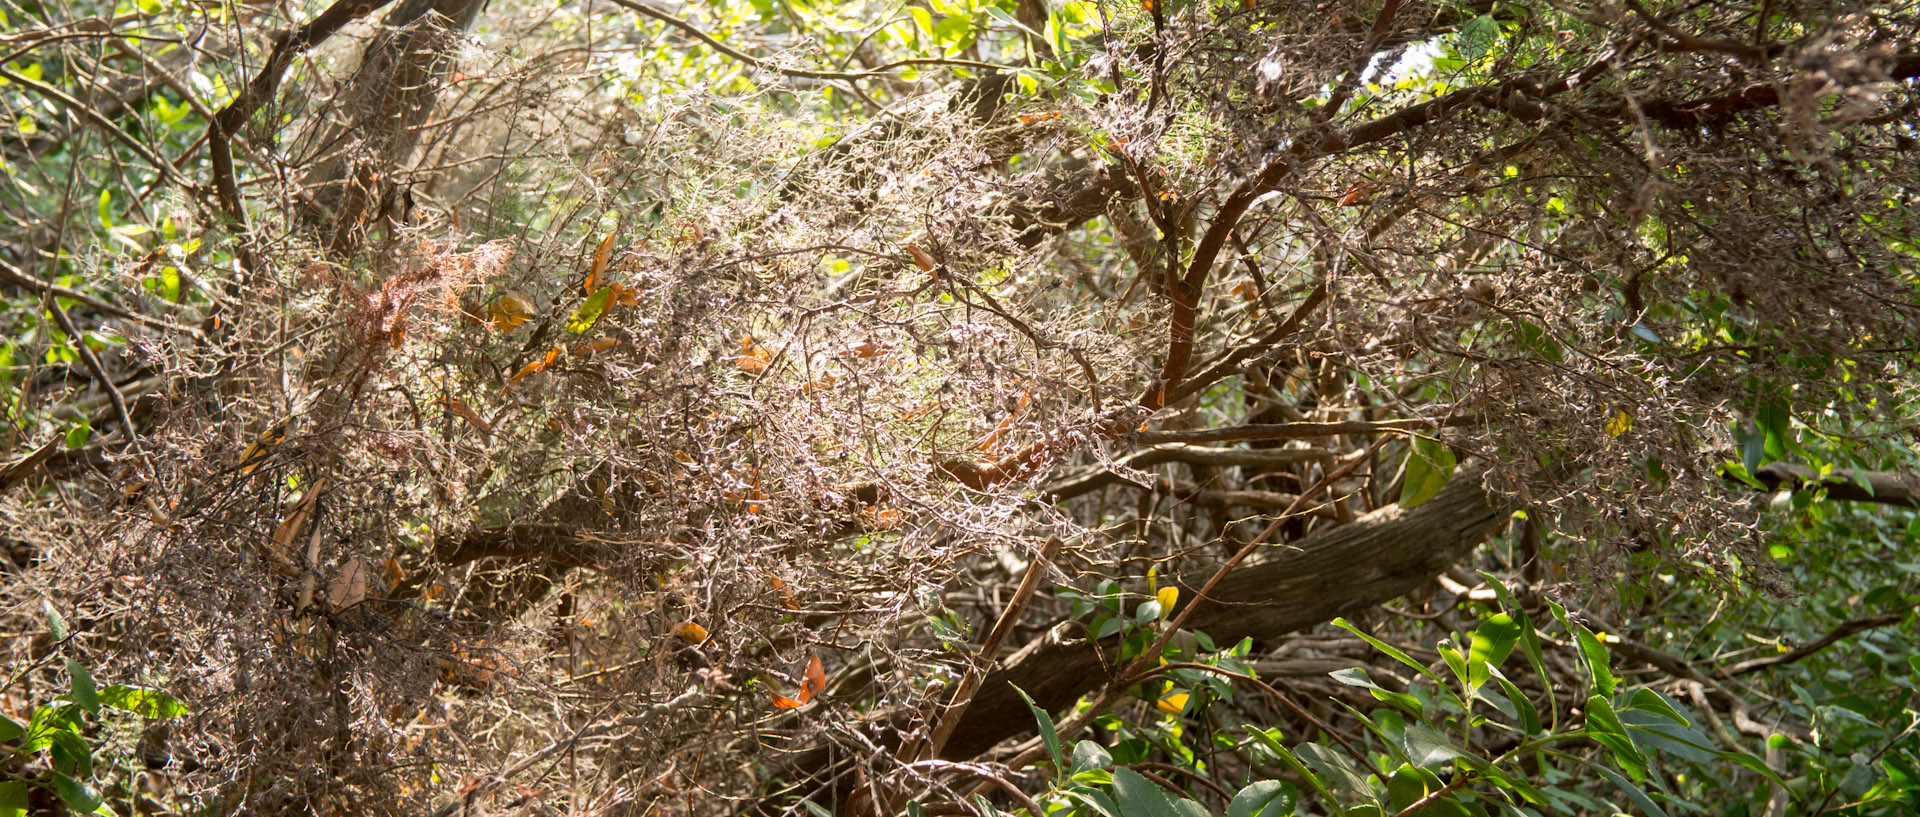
[2,0,1917,813]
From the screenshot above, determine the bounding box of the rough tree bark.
[298,0,486,252]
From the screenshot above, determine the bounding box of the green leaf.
[1332,618,1446,688]
[53,772,102,815]
[932,14,973,51]
[1072,739,1112,773]
[0,714,23,742]
[1064,789,1120,817]
[1244,728,1337,804]
[1758,401,1792,461]
[1328,667,1423,718]
[1135,599,1162,624]
[1228,780,1298,817]
[908,5,932,37]
[1469,613,1521,690]
[1401,724,1469,769]
[65,658,97,714]
[1438,642,1470,692]
[1295,742,1373,798]
[1838,760,1881,798]
[1721,459,1767,489]
[1584,695,1647,779]
[1399,436,1456,508]
[1010,685,1064,770]
[1736,422,1767,474]
[1456,14,1500,61]
[567,286,614,333]
[0,781,26,817]
[49,729,92,777]
[1112,767,1182,817]
[1619,709,1716,763]
[1623,688,1688,726]
[1573,625,1615,698]
[1579,759,1668,817]
[98,685,189,719]
[97,189,113,230]
[1495,675,1540,735]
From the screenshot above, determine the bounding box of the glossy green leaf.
[1328,667,1423,718]
[1573,625,1615,698]
[1469,613,1521,690]
[1072,739,1111,773]
[1495,675,1540,735]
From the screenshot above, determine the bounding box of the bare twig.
[43,292,135,440]
[1715,613,1906,678]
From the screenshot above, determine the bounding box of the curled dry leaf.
[906,244,937,273]
[735,336,774,373]
[771,653,826,709]
[510,347,563,384]
[672,621,709,644]
[437,396,492,435]
[486,290,535,330]
[585,230,617,293]
[1338,181,1377,207]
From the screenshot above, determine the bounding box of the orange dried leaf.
[608,282,640,306]
[586,230,618,293]
[771,693,805,709]
[510,347,563,384]
[906,245,937,272]
[736,336,773,373]
[1338,182,1376,207]
[803,653,825,697]
[672,621,709,644]
[240,421,290,474]
[486,290,535,331]
[570,336,620,358]
[438,396,492,435]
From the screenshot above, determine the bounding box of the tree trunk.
[298,0,485,252]
[754,470,1509,812]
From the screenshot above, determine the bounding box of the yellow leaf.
[1156,586,1179,620]
[1156,692,1188,714]
[1605,407,1633,437]
[240,420,290,474]
[568,287,614,334]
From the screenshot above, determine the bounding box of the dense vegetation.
[1,0,1916,814]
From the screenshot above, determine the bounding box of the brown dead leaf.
[906,245,937,273]
[735,336,774,373]
[586,230,618,293]
[437,396,492,436]
[326,557,368,610]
